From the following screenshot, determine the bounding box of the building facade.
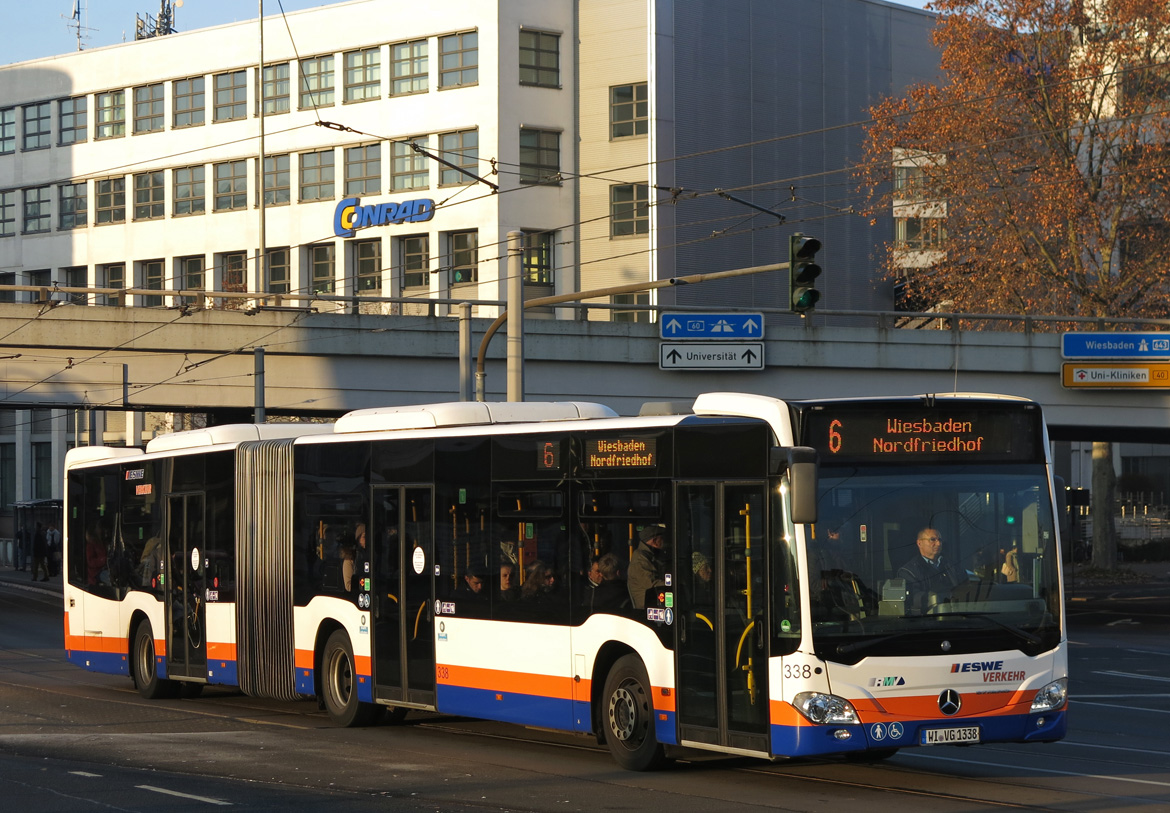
[0,0,939,520]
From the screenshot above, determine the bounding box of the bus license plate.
[920,726,980,745]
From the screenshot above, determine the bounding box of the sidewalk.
[0,563,63,596]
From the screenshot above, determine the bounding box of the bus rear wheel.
[321,630,379,727]
[132,621,178,699]
[602,655,666,771]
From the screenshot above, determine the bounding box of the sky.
[2,0,934,66]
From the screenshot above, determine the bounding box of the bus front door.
[675,483,769,755]
[164,493,207,680]
[371,485,435,708]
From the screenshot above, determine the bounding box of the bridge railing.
[4,284,1170,332]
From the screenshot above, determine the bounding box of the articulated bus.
[62,392,1067,769]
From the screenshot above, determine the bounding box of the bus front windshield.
[808,464,1062,663]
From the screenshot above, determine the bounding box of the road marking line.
[902,752,1170,788]
[137,785,232,806]
[1092,670,1170,683]
[69,771,102,777]
[1074,700,1170,715]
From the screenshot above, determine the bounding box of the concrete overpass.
[1,303,1167,441]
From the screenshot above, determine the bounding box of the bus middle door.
[371,485,435,709]
[674,483,769,755]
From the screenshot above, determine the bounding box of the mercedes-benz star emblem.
[938,689,962,716]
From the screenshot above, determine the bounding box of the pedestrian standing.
[31,522,51,581]
[45,523,62,577]
[14,525,27,571]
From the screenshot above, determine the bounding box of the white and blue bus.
[62,391,1067,770]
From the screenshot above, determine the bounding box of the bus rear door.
[164,492,207,680]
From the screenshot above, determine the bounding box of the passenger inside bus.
[628,524,668,609]
[581,553,628,612]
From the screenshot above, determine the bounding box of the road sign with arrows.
[659,342,765,370]
[659,312,764,340]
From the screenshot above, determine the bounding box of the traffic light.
[788,233,822,314]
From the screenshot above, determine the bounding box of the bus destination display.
[585,438,657,469]
[803,408,1041,464]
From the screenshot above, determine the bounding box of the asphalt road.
[0,570,1167,812]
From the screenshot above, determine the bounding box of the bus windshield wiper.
[929,612,1043,646]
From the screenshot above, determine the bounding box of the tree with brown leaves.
[860,0,1170,567]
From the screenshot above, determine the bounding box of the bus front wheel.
[321,630,379,727]
[132,621,178,699]
[602,655,666,771]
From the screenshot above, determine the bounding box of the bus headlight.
[793,692,859,725]
[1030,678,1067,712]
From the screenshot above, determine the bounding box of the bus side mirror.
[772,446,818,525]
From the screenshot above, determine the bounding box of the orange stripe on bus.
[438,663,577,701]
[852,692,1031,719]
[207,641,236,661]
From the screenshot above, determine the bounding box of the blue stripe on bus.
[66,649,128,676]
[437,683,576,730]
[770,709,1068,756]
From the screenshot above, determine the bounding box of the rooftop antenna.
[62,0,97,51]
[136,0,182,40]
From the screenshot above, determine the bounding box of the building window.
[402,234,429,288]
[264,153,291,205]
[223,251,247,295]
[355,239,382,294]
[391,40,427,96]
[0,443,14,508]
[0,190,14,237]
[59,96,87,145]
[62,266,87,304]
[214,160,248,211]
[32,442,52,500]
[449,230,477,285]
[96,90,126,139]
[345,144,380,195]
[310,243,335,293]
[522,231,553,285]
[300,149,334,201]
[611,83,648,138]
[0,108,14,154]
[519,30,559,87]
[612,292,650,323]
[23,102,51,150]
[438,129,477,186]
[0,272,13,303]
[173,165,205,215]
[59,182,87,229]
[391,137,429,190]
[895,216,946,250]
[213,70,247,122]
[29,269,51,295]
[439,31,478,88]
[95,177,126,224]
[179,255,204,294]
[298,55,334,109]
[894,165,927,196]
[23,186,51,233]
[173,76,205,127]
[266,247,290,293]
[101,263,125,306]
[610,184,649,237]
[263,62,291,115]
[519,128,560,184]
[344,47,381,102]
[133,171,165,220]
[141,259,164,306]
[133,83,164,133]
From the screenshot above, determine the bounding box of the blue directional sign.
[660,312,764,340]
[1062,332,1170,360]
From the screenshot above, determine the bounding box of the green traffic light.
[788,233,822,314]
